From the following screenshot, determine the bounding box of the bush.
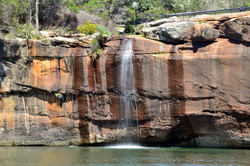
[198,20,206,24]
[77,21,97,35]
[55,93,63,99]
[66,0,79,13]
[6,23,41,39]
[124,23,134,34]
[96,25,111,35]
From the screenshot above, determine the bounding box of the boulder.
[141,11,250,44]
[220,16,250,42]
[143,22,195,43]
[143,22,220,43]
[190,23,220,42]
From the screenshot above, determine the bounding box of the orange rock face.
[0,34,249,147]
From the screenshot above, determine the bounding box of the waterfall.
[119,38,139,143]
[107,38,142,148]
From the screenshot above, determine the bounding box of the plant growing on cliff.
[6,23,41,39]
[198,20,206,24]
[96,25,111,35]
[77,20,97,35]
[124,22,135,34]
[55,93,63,99]
[88,38,102,61]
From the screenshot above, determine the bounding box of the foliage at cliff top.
[79,0,250,20]
[0,0,70,38]
[0,0,249,38]
[77,21,97,35]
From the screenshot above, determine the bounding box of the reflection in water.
[0,147,249,166]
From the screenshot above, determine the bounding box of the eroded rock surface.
[220,16,250,42]
[142,11,250,44]
[0,13,250,148]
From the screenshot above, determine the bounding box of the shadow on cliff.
[191,41,217,53]
[164,114,219,147]
[168,50,186,116]
[0,38,21,93]
[228,39,250,47]
[0,38,20,58]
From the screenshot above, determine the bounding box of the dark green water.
[0,146,249,166]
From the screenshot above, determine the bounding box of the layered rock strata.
[142,11,250,43]
[0,13,249,148]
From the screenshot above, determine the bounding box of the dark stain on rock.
[105,42,122,120]
[133,55,148,120]
[73,56,84,91]
[168,51,186,116]
[77,95,90,143]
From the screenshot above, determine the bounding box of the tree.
[35,0,39,35]
[66,0,79,13]
[27,0,32,24]
[171,0,250,13]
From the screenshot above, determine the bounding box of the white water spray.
[116,38,141,147]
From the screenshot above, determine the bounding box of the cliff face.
[0,13,250,148]
[0,38,84,145]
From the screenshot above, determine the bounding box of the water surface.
[0,146,249,166]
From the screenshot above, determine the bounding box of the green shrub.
[77,21,97,35]
[55,93,63,99]
[124,23,134,34]
[88,35,105,61]
[99,10,109,19]
[198,20,206,24]
[91,38,98,46]
[6,23,41,39]
[66,0,79,13]
[96,25,111,35]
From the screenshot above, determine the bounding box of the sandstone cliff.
[0,12,249,148]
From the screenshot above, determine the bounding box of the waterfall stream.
[107,38,142,148]
[119,38,139,144]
